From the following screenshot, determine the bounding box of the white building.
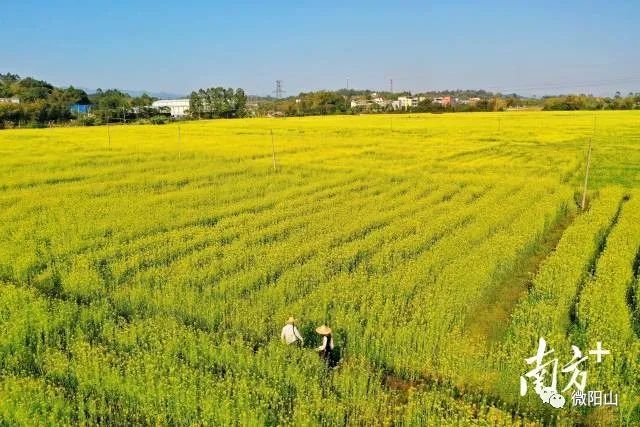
[372,97,389,107]
[397,96,417,109]
[152,99,190,117]
[459,97,481,105]
[396,96,426,109]
[0,97,20,104]
[350,99,372,108]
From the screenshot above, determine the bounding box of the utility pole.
[581,138,592,211]
[107,123,111,149]
[271,129,277,172]
[178,125,181,159]
[346,77,350,90]
[389,78,393,93]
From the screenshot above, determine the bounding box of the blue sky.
[2,1,638,96]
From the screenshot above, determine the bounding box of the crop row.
[496,187,626,409]
[573,192,640,422]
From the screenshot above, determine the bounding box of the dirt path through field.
[464,208,577,344]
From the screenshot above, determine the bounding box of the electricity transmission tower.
[273,80,285,99]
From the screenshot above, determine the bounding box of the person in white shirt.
[281,317,304,346]
[315,324,334,364]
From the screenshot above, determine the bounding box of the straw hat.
[286,316,296,324]
[315,325,332,335]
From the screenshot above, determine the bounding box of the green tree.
[13,77,54,102]
[131,93,155,108]
[188,87,247,119]
[90,89,131,122]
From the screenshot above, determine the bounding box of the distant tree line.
[188,87,247,118]
[542,93,640,111]
[0,74,250,128]
[0,73,90,127]
[0,73,252,128]
[2,72,639,128]
[254,90,542,117]
[253,88,640,117]
[87,89,165,125]
[0,73,255,128]
[0,73,167,128]
[267,91,350,116]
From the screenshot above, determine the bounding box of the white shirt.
[281,324,303,345]
[316,335,334,351]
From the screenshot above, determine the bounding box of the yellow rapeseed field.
[1,111,639,424]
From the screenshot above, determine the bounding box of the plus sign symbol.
[589,341,610,363]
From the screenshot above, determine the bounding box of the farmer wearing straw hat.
[280,316,304,346]
[315,325,334,362]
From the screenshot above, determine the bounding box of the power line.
[348,75,639,95]
[264,75,636,99]
[485,76,640,93]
